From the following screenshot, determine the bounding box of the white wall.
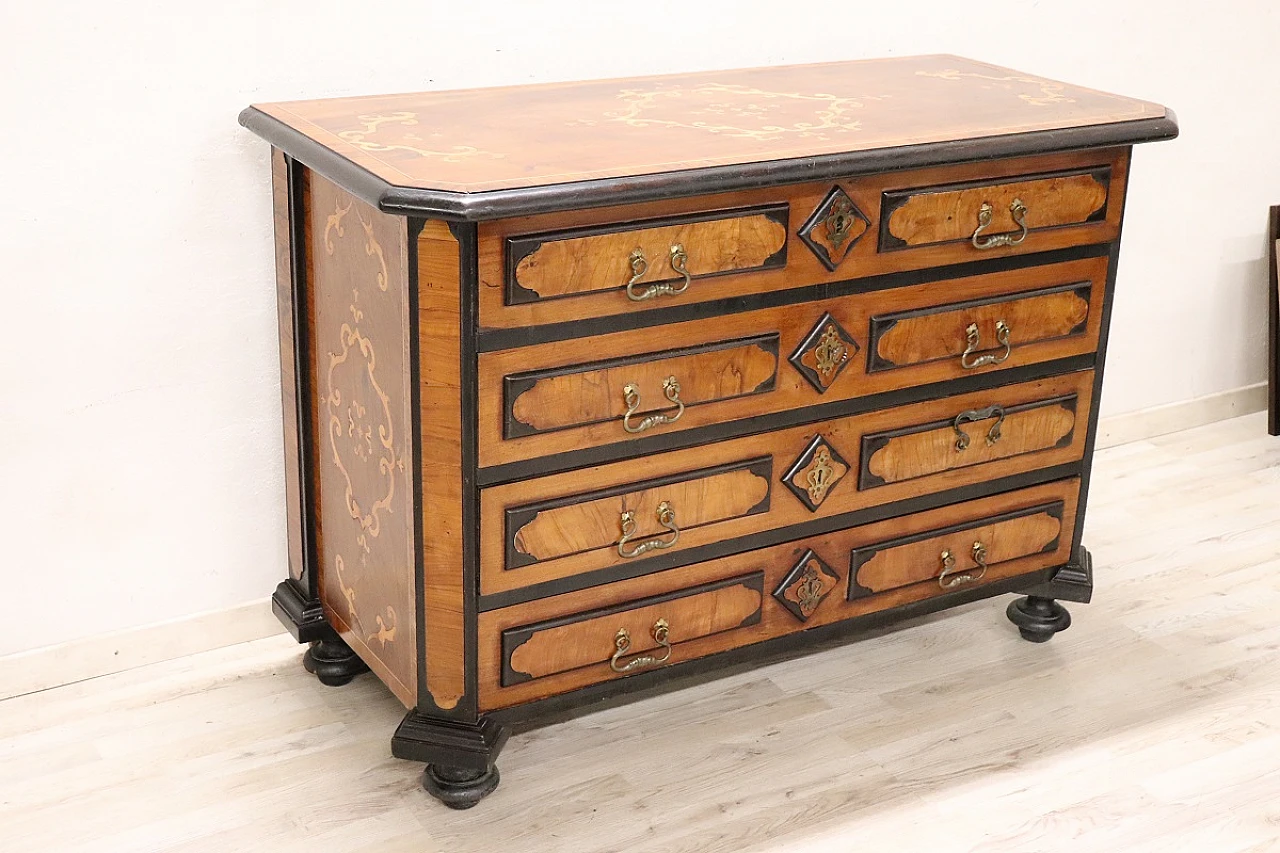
[3,1,1275,657]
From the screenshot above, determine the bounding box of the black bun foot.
[1006,595,1072,643]
[423,764,501,809]
[302,638,370,686]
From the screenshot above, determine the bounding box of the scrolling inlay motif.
[917,70,1076,107]
[336,112,503,162]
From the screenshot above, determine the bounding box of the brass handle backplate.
[953,405,1006,452]
[971,198,1029,250]
[617,501,680,558]
[622,376,685,433]
[960,320,1012,369]
[610,618,672,673]
[625,244,692,302]
[938,542,990,589]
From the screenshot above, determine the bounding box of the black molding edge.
[239,107,1178,221]
[781,434,851,513]
[500,573,764,688]
[479,464,1082,612]
[392,713,509,772]
[797,186,871,271]
[1269,206,1280,435]
[503,456,773,571]
[772,549,841,623]
[486,563,1057,729]
[878,166,1112,252]
[457,221,482,722]
[1017,544,1094,604]
[847,499,1066,601]
[480,356,1094,488]
[477,242,1111,353]
[857,393,1081,490]
[272,579,337,644]
[502,333,780,440]
[866,280,1094,373]
[503,203,790,306]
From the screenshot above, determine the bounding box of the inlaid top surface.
[246,55,1167,195]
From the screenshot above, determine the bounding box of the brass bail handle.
[617,501,681,559]
[971,198,1029,250]
[625,244,693,302]
[622,376,685,433]
[610,618,672,673]
[952,404,1006,452]
[960,320,1012,369]
[938,542,990,589]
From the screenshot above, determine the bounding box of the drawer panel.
[880,167,1110,252]
[506,205,789,305]
[500,573,764,687]
[479,478,1080,710]
[479,257,1107,468]
[481,370,1092,595]
[868,283,1090,373]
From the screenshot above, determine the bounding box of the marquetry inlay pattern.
[783,435,851,512]
[798,186,870,271]
[773,549,841,622]
[789,312,859,393]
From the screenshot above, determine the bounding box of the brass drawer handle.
[610,618,672,673]
[938,542,990,589]
[953,405,1005,451]
[960,320,1012,369]
[622,376,685,433]
[971,198,1029,250]
[625,244,692,302]
[617,501,680,558]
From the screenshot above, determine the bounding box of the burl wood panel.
[871,285,1091,371]
[271,149,305,583]
[511,209,787,302]
[309,175,418,707]
[511,461,771,566]
[506,336,779,437]
[863,396,1077,487]
[417,221,467,711]
[478,371,1093,595]
[478,478,1080,709]
[504,574,763,685]
[883,170,1109,249]
[250,56,1163,193]
[478,257,1108,467]
[851,504,1062,594]
[476,149,1129,330]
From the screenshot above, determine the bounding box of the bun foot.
[302,638,370,686]
[423,764,500,809]
[1006,595,1071,643]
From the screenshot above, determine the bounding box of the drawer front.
[479,478,1079,710]
[500,573,764,687]
[507,205,789,306]
[880,167,1110,252]
[478,150,1128,332]
[868,283,1090,373]
[481,370,1093,595]
[479,257,1107,468]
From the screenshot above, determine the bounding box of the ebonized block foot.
[422,764,501,810]
[1006,595,1072,643]
[302,638,370,686]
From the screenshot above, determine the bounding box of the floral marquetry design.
[773,550,841,622]
[798,187,870,270]
[789,313,859,393]
[783,435,851,512]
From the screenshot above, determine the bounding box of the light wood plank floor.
[4,413,1280,853]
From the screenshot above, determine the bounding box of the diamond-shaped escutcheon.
[789,312,859,393]
[773,549,841,622]
[798,186,870,271]
[782,435,850,512]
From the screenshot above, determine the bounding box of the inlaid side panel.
[310,174,418,707]
[417,221,467,712]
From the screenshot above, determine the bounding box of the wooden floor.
[5,413,1280,853]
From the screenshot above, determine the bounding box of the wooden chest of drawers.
[240,55,1175,808]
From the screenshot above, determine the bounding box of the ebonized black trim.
[500,573,765,688]
[239,107,1178,221]
[503,204,790,306]
[796,186,871,272]
[866,281,1094,373]
[878,166,1112,252]
[1269,206,1280,436]
[502,333,780,439]
[406,217,432,717]
[502,456,773,571]
[271,579,337,644]
[479,465,1082,611]
[456,221,482,722]
[392,713,508,773]
[857,393,1081,490]
[480,356,1095,487]
[1017,544,1094,604]
[478,243,1111,353]
[847,499,1067,601]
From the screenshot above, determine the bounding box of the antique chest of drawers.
[240,55,1175,808]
